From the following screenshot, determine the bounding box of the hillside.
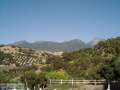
[0,45,63,66]
[61,37,120,80]
[12,38,103,52]
[1,37,120,83]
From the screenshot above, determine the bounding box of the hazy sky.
[0,0,120,44]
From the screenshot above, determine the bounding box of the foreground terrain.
[0,37,120,89]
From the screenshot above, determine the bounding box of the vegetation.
[46,70,70,80]
[0,51,13,65]
[21,71,48,89]
[1,37,120,88]
[43,37,120,80]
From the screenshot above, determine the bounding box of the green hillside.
[44,37,120,80]
[61,37,120,80]
[0,37,120,88]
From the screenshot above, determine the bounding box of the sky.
[0,0,120,44]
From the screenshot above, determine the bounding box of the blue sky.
[0,0,120,44]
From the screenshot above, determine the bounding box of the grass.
[45,84,104,90]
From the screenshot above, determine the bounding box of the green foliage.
[21,71,48,89]
[0,71,10,83]
[1,37,120,83]
[113,56,120,80]
[46,70,70,80]
[49,58,64,70]
[0,51,13,65]
[62,37,120,80]
[98,63,115,80]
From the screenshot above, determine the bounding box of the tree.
[0,51,13,65]
[21,71,48,90]
[0,72,10,83]
[113,56,120,80]
[47,57,64,70]
[37,73,48,89]
[99,64,114,81]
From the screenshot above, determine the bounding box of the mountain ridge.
[12,38,104,52]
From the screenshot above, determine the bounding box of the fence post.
[72,79,74,86]
[107,82,110,90]
[72,79,74,90]
[34,86,35,90]
[95,80,97,85]
[61,79,63,85]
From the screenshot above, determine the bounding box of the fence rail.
[0,80,120,90]
[50,79,106,85]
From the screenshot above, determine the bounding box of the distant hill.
[0,45,63,66]
[12,38,104,52]
[88,37,105,47]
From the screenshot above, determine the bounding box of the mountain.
[88,37,105,47]
[12,38,104,52]
[12,39,86,52]
[13,40,33,48]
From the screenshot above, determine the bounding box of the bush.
[46,70,70,80]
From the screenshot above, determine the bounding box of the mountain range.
[12,38,104,52]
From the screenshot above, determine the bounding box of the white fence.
[0,83,25,90]
[50,79,106,85]
[1,80,116,90]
